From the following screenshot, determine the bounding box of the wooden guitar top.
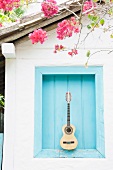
[60,124,78,150]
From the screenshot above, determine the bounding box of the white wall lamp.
[1,43,15,58]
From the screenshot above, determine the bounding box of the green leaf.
[100,19,105,26]
[91,22,95,27]
[92,16,98,22]
[0,4,25,25]
[88,14,93,20]
[110,34,113,38]
[87,25,91,29]
[14,6,25,18]
[86,50,91,57]
[93,0,98,2]
[105,0,111,3]
[108,8,113,15]
[0,94,5,108]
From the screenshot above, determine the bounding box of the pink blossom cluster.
[56,17,79,40]
[54,44,65,53]
[83,0,96,13]
[53,44,78,57]
[29,29,48,44]
[0,23,2,27]
[68,49,78,56]
[0,0,20,11]
[41,0,59,18]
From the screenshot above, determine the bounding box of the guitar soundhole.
[65,126,73,135]
[67,128,71,133]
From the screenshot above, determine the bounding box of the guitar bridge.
[63,141,74,144]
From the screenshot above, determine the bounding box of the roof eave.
[0,1,81,45]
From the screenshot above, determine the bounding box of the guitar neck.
[67,103,70,126]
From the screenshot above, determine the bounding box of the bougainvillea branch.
[80,4,113,46]
[63,6,80,19]
[85,49,113,67]
[1,0,113,65]
[27,0,113,62]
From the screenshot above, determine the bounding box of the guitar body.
[60,124,78,150]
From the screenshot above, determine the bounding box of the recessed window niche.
[34,66,105,158]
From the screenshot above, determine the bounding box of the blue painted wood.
[42,74,96,150]
[59,149,104,158]
[54,75,67,149]
[36,149,104,158]
[34,66,104,158]
[36,149,60,158]
[42,75,55,149]
[82,75,96,149]
[67,75,83,149]
[34,68,42,157]
[95,68,105,157]
[0,134,3,166]
[38,66,101,75]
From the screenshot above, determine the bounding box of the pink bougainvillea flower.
[29,29,48,44]
[83,0,96,13]
[54,44,65,53]
[54,44,78,56]
[0,0,20,11]
[41,0,59,18]
[74,27,79,33]
[68,51,73,56]
[55,44,59,51]
[59,45,64,49]
[68,49,78,56]
[0,23,2,27]
[72,49,78,55]
[56,17,79,40]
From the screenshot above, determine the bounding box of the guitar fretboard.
[67,103,70,126]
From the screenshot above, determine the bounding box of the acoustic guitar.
[60,92,78,150]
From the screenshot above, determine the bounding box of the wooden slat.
[0,81,4,86]
[42,75,55,149]
[68,75,83,149]
[54,75,67,149]
[0,72,5,95]
[0,86,5,92]
[0,74,5,80]
[82,75,96,149]
[0,69,5,74]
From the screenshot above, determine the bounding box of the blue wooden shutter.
[34,66,104,158]
[42,74,96,150]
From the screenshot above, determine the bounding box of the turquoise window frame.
[34,66,105,158]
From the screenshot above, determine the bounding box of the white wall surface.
[2,20,113,170]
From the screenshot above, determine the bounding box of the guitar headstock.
[66,92,71,103]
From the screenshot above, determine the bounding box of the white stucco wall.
[2,17,113,170]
